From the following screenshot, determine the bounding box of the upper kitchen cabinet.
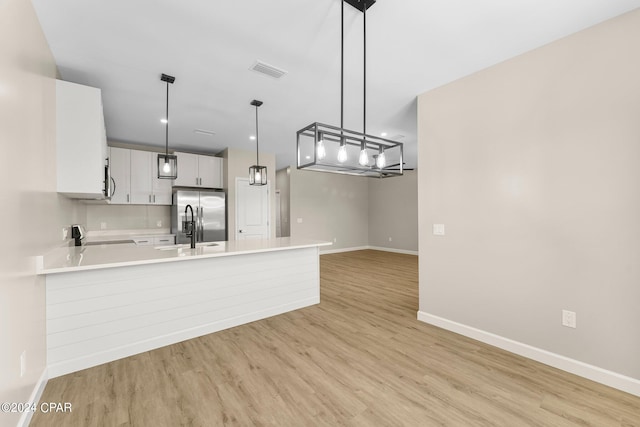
[109,147,130,204]
[56,80,109,199]
[108,147,172,205]
[130,150,172,205]
[173,152,223,189]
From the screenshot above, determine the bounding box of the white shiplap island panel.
[43,239,329,377]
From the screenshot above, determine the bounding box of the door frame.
[235,177,271,240]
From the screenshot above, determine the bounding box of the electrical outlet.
[156,220,162,228]
[562,310,576,328]
[100,222,107,230]
[297,218,303,224]
[20,351,26,377]
[62,227,68,240]
[333,237,337,243]
[433,224,445,236]
[388,237,393,242]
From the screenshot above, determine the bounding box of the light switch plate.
[433,224,445,236]
[297,218,303,224]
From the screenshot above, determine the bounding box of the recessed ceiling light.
[249,135,256,140]
[380,132,387,137]
[160,118,168,124]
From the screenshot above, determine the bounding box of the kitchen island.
[38,238,331,377]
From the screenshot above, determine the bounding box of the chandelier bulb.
[359,149,369,166]
[317,138,326,160]
[376,150,386,169]
[337,143,348,163]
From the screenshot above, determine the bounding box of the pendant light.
[157,73,178,179]
[296,0,403,178]
[249,99,267,186]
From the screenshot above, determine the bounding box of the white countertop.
[38,238,332,275]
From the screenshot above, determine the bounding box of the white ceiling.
[32,0,640,170]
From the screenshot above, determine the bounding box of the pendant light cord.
[340,0,344,138]
[165,81,169,156]
[255,104,259,165]
[363,3,366,138]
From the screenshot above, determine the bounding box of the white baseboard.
[321,246,369,254]
[417,311,640,397]
[18,368,48,427]
[368,246,418,256]
[321,245,418,255]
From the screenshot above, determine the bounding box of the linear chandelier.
[296,0,403,178]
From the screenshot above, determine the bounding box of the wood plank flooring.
[31,250,640,426]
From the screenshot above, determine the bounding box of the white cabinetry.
[130,150,172,205]
[133,235,175,246]
[108,148,172,205]
[109,147,130,204]
[56,80,108,199]
[173,152,223,188]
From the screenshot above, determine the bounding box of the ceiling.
[32,0,640,170]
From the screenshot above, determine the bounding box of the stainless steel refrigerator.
[171,189,226,244]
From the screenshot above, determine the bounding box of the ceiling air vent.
[250,60,288,79]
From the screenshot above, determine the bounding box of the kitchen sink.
[154,242,219,250]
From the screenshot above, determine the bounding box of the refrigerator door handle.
[200,206,204,241]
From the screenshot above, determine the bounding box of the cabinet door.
[173,152,199,187]
[109,147,131,204]
[152,155,173,205]
[56,80,108,198]
[199,156,223,188]
[130,150,152,204]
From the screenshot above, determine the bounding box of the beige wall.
[222,148,276,240]
[418,9,640,380]
[275,168,291,237]
[368,170,418,252]
[290,169,369,251]
[0,0,81,421]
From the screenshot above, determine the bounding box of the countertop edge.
[38,241,332,275]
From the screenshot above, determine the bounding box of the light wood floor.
[32,250,639,426]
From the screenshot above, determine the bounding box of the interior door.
[236,178,270,240]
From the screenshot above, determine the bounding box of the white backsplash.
[85,204,171,231]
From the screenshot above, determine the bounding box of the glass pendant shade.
[249,165,268,185]
[157,153,178,179]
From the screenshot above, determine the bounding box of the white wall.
[368,170,418,252]
[0,0,81,423]
[418,9,640,383]
[290,168,370,251]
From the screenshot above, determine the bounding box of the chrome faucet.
[184,204,196,249]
